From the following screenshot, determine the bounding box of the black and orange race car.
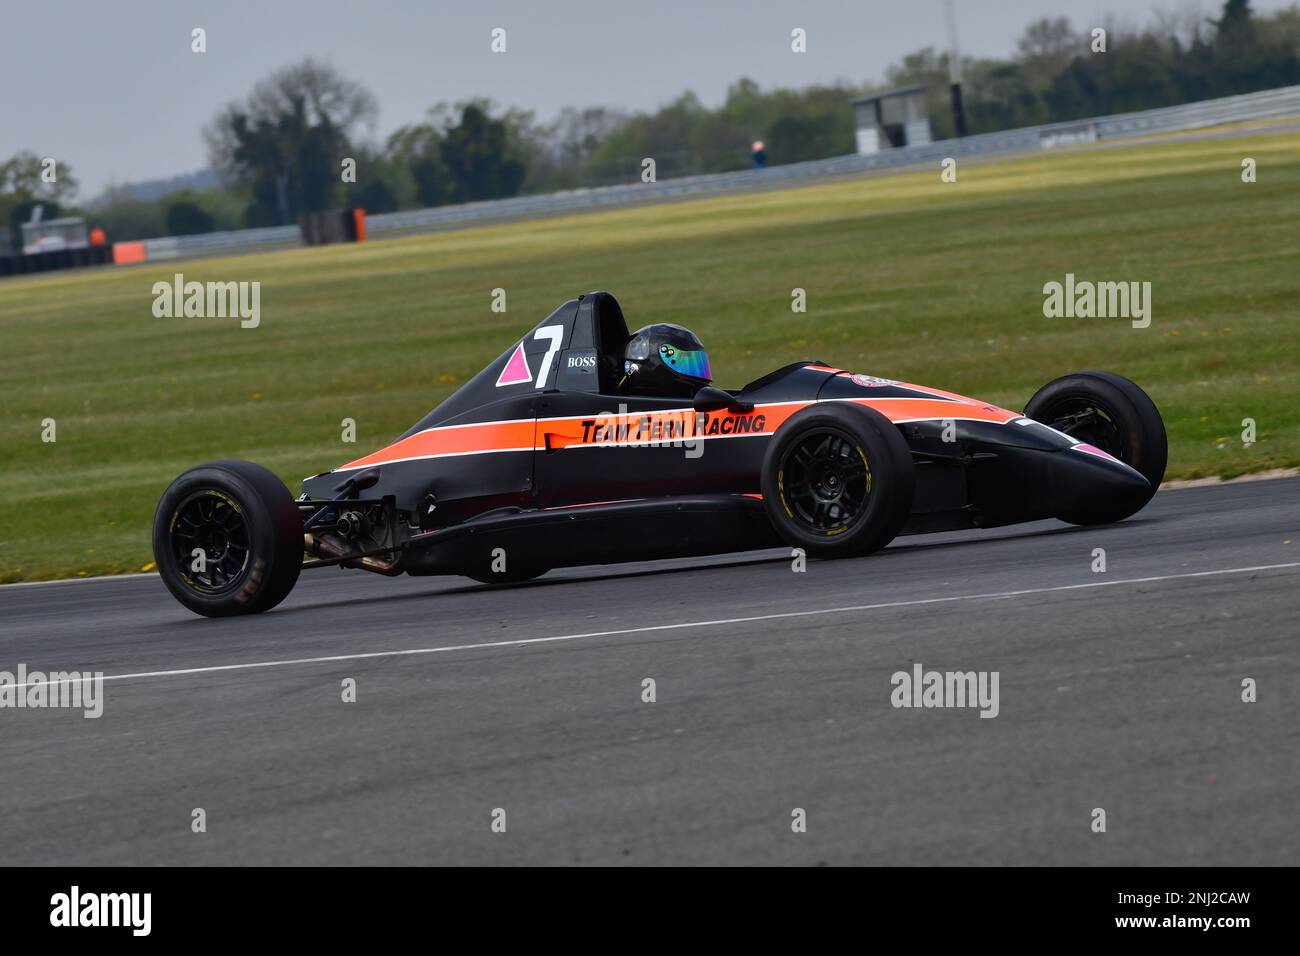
[153,291,1167,617]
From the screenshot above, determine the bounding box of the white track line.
[0,572,158,590]
[8,561,1299,690]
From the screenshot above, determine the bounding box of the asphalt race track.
[2,478,1297,865]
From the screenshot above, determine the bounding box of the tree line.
[4,1,1297,244]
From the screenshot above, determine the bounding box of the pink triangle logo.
[495,342,532,387]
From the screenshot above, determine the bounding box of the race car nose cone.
[1095,461,1150,501]
[1053,447,1151,518]
[1071,444,1154,512]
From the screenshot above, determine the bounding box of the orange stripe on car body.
[838,397,1019,425]
[338,419,537,469]
[333,394,1019,471]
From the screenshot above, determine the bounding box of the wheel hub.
[812,465,844,500]
[199,528,228,558]
[1048,398,1124,460]
[170,490,250,593]
[779,430,871,534]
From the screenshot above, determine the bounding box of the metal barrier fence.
[141,225,299,262]
[136,83,1300,261]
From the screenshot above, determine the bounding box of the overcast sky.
[4,0,1292,198]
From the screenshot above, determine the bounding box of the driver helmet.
[621,323,711,395]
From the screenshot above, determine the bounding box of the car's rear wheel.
[1024,371,1167,525]
[153,460,303,617]
[760,403,914,558]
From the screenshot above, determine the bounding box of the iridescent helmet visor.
[659,344,711,381]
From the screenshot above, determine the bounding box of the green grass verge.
[2,130,1297,580]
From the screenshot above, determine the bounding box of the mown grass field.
[2,128,1298,580]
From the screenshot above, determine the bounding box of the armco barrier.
[140,225,300,262]
[33,82,1300,268]
[362,83,1300,238]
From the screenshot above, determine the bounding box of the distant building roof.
[851,85,929,105]
[24,217,87,228]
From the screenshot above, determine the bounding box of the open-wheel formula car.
[154,291,1167,616]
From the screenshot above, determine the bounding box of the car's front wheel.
[1024,371,1167,525]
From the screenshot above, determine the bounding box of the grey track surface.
[2,479,1297,866]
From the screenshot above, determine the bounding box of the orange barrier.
[352,208,367,243]
[112,241,147,265]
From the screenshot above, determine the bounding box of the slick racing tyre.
[760,403,914,558]
[1025,371,1167,525]
[153,460,303,617]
